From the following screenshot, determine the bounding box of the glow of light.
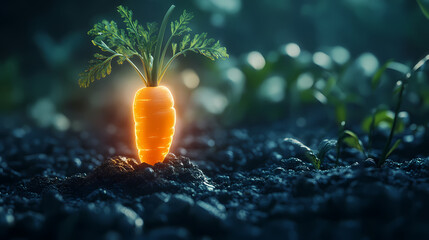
[226,67,245,97]
[193,87,228,114]
[296,73,314,90]
[181,69,200,89]
[313,90,328,104]
[284,43,301,58]
[313,51,332,69]
[331,46,350,65]
[226,67,245,83]
[398,111,409,124]
[315,79,326,90]
[247,51,266,70]
[259,76,285,102]
[357,52,379,76]
[30,98,55,127]
[53,113,70,131]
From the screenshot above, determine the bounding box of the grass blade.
[418,0,429,19]
[386,139,401,158]
[342,130,365,153]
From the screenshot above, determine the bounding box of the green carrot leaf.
[170,10,193,36]
[79,54,123,88]
[88,20,137,57]
[180,34,190,52]
[181,33,229,60]
[80,5,228,87]
[117,6,139,43]
[172,43,177,56]
[138,22,158,55]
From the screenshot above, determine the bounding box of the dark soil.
[1,116,429,240]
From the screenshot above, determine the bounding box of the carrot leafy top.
[79,5,229,88]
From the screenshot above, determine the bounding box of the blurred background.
[2,0,429,154]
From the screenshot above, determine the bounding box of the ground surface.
[1,115,429,240]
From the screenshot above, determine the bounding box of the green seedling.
[317,139,337,166]
[368,58,409,166]
[283,123,366,169]
[362,109,405,134]
[336,121,366,166]
[363,108,406,157]
[376,55,429,167]
[283,138,337,170]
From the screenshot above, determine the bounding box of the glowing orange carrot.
[133,86,175,165]
[79,5,228,164]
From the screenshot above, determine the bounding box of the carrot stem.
[151,5,175,86]
[125,58,147,86]
[158,52,182,83]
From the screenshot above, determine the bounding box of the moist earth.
[1,116,429,240]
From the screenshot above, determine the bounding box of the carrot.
[133,86,175,165]
[79,5,228,165]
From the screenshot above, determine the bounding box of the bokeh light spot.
[331,46,350,65]
[315,79,326,90]
[297,73,314,90]
[313,90,328,104]
[313,52,332,69]
[247,51,266,70]
[181,69,200,89]
[193,88,229,114]
[226,67,245,83]
[53,113,70,131]
[357,52,379,76]
[259,76,285,102]
[284,43,301,58]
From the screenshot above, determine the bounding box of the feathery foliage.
[79,5,228,88]
[170,10,193,36]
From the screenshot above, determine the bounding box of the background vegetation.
[1,0,429,159]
